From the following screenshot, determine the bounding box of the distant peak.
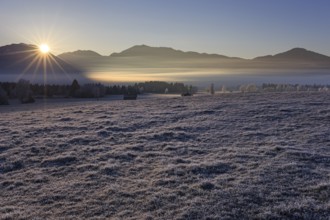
[110,44,231,59]
[135,44,150,48]
[59,50,102,57]
[279,47,327,57]
[254,47,330,61]
[291,47,306,50]
[286,47,308,52]
[7,43,36,48]
[0,42,33,47]
[126,44,174,51]
[0,43,38,55]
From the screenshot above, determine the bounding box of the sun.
[39,44,50,54]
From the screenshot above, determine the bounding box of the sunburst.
[39,44,50,54]
[12,41,75,86]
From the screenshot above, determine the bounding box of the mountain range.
[1,43,330,78]
[58,45,330,70]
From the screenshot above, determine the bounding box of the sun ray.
[48,54,74,80]
[43,55,47,87]
[17,55,42,80]
[5,48,37,56]
[5,13,79,85]
[46,54,57,81]
[48,54,67,73]
[8,51,37,69]
[31,56,44,82]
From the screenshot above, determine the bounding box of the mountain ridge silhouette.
[254,48,330,62]
[0,43,82,75]
[1,43,330,74]
[58,45,330,70]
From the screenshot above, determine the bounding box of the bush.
[0,85,9,105]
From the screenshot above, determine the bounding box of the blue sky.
[1,0,330,58]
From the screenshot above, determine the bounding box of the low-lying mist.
[85,68,330,87]
[2,68,330,88]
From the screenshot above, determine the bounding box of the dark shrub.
[0,85,9,105]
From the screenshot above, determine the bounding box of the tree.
[15,79,35,104]
[221,85,227,93]
[210,83,215,95]
[0,85,9,105]
[80,83,106,98]
[69,79,80,97]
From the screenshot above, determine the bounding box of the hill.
[110,45,233,59]
[59,45,330,70]
[254,48,330,62]
[57,50,108,71]
[59,45,245,70]
[59,50,102,58]
[253,48,330,68]
[0,43,81,75]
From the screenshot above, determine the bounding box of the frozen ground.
[0,92,329,219]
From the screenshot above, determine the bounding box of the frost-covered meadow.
[0,92,329,219]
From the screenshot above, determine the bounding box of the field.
[0,92,329,219]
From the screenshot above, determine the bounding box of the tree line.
[213,83,330,93]
[0,79,196,105]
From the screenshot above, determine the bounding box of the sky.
[1,0,330,58]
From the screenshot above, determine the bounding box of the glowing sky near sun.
[1,0,330,58]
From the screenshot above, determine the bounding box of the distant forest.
[1,79,329,105]
[0,80,196,101]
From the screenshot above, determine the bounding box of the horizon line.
[1,42,329,59]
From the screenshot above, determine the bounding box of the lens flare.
[39,44,50,54]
